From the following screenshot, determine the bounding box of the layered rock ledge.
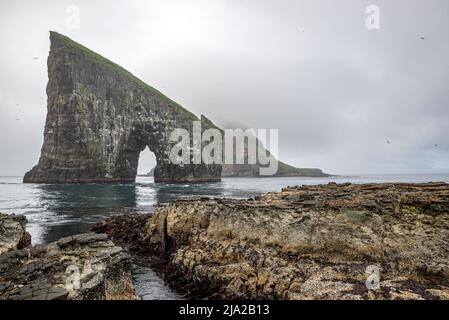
[0,231,137,300]
[97,182,449,300]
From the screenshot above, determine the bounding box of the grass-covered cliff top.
[277,161,327,176]
[50,31,197,121]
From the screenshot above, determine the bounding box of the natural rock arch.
[24,32,221,183]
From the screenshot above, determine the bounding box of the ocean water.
[1,173,448,299]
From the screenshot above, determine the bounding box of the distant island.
[137,168,154,177]
[139,163,326,178]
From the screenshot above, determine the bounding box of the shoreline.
[1,181,449,300]
[93,182,449,300]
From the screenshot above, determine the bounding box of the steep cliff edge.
[24,32,326,183]
[24,32,221,183]
[96,182,449,299]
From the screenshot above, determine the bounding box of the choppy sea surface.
[1,174,448,299]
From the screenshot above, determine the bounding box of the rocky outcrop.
[24,32,221,184]
[0,213,31,255]
[98,182,449,299]
[0,233,137,300]
[24,32,326,183]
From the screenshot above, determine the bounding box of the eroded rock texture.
[0,233,137,300]
[24,32,221,183]
[0,213,31,255]
[98,182,449,300]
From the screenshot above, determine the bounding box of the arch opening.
[137,147,157,177]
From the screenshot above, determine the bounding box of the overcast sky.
[0,0,448,175]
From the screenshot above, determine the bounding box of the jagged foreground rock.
[0,230,137,300]
[98,182,449,299]
[0,213,31,255]
[24,32,326,183]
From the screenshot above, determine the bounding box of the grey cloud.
[0,0,448,175]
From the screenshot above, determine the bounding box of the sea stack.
[24,32,221,184]
[24,32,327,183]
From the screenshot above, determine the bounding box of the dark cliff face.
[24,32,326,183]
[24,32,221,183]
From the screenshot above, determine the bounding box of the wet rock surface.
[0,213,31,255]
[0,232,137,300]
[98,182,449,300]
